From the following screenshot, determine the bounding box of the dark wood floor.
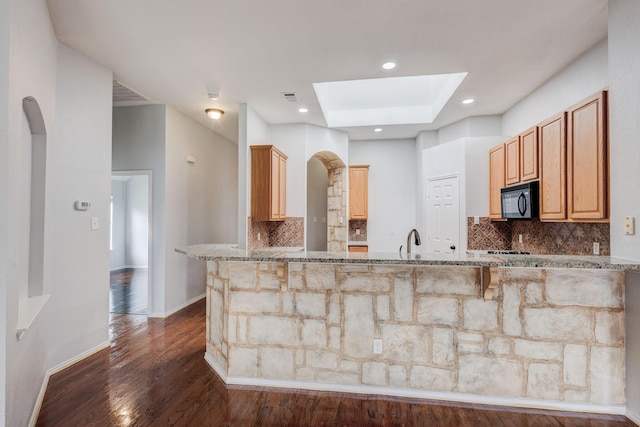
[36,299,636,427]
[109,267,148,314]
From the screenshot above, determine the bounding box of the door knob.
[450,245,456,251]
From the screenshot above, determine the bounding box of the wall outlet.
[373,339,382,354]
[593,242,600,255]
[356,228,361,236]
[473,216,480,225]
[257,232,261,241]
[518,234,523,243]
[624,216,635,235]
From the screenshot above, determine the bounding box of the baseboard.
[29,340,110,427]
[147,293,205,319]
[210,371,626,416]
[627,409,640,426]
[204,352,228,382]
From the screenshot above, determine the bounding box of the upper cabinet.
[488,144,505,219]
[250,145,287,221]
[520,126,539,182]
[567,91,608,220]
[504,136,520,185]
[539,113,567,220]
[505,127,539,186]
[349,166,369,220]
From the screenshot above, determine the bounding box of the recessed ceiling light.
[382,62,396,70]
[462,98,475,104]
[298,107,308,113]
[374,128,382,132]
[205,108,224,120]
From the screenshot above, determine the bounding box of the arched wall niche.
[308,150,347,252]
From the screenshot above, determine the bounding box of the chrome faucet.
[406,229,422,255]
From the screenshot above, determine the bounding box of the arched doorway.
[307,151,347,252]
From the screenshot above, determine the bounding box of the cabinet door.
[505,137,520,185]
[520,126,539,182]
[349,166,369,220]
[278,153,287,220]
[539,113,567,220]
[270,150,281,220]
[567,91,607,220]
[489,144,505,219]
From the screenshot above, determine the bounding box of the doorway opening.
[425,174,460,254]
[110,171,151,315]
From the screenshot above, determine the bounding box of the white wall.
[238,104,269,248]
[165,107,237,312]
[48,42,112,369]
[0,0,9,419]
[125,175,149,268]
[350,139,416,252]
[3,0,57,425]
[270,124,307,217]
[502,39,608,136]
[306,157,328,251]
[608,0,640,422]
[464,136,506,217]
[110,178,126,270]
[113,104,167,315]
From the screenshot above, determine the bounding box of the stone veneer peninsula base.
[202,259,626,414]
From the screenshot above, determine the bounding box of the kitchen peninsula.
[177,244,639,414]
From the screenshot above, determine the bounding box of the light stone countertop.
[176,244,640,270]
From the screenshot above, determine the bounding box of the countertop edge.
[175,245,640,270]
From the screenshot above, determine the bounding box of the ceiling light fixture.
[374,128,382,132]
[298,107,308,113]
[382,62,396,70]
[205,108,224,120]
[462,98,475,104]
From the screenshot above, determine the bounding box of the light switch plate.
[91,217,99,231]
[624,216,635,235]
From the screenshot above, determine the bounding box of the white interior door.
[426,175,460,253]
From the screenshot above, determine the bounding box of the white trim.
[147,293,205,319]
[627,409,640,426]
[28,340,110,427]
[204,365,625,416]
[204,352,228,382]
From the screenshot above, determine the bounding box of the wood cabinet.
[539,113,567,220]
[504,136,520,185]
[348,245,368,253]
[349,166,369,220]
[567,91,608,220]
[489,144,505,219]
[505,127,539,186]
[250,145,287,221]
[520,126,539,182]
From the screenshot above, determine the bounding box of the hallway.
[35,300,636,426]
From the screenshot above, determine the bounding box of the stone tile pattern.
[248,217,304,249]
[468,217,611,255]
[348,220,367,242]
[206,261,625,406]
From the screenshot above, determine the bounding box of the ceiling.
[46,0,608,143]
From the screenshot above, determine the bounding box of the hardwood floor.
[109,267,148,314]
[36,299,636,426]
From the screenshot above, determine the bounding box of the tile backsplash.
[348,220,368,242]
[248,217,304,249]
[468,217,610,255]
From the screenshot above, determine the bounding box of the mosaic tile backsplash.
[248,217,304,249]
[468,217,610,255]
[348,220,368,242]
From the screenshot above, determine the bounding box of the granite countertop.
[175,244,640,270]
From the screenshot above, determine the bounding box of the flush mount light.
[382,62,396,70]
[205,108,224,120]
[374,128,382,132]
[298,107,308,113]
[462,98,475,104]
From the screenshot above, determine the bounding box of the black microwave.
[501,181,539,219]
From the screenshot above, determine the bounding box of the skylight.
[313,73,467,128]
